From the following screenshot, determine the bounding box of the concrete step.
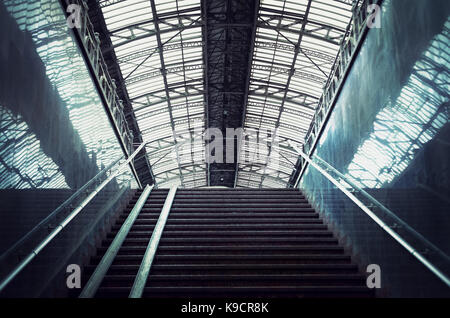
[112,230,334,238]
[83,188,370,298]
[91,254,352,266]
[96,245,346,255]
[102,237,339,247]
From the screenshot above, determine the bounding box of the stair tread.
[114,224,327,229]
[90,264,357,269]
[103,274,365,280]
[94,254,350,260]
[105,237,338,242]
[122,213,320,218]
[84,189,371,298]
[125,230,332,235]
[97,245,345,252]
[99,286,370,292]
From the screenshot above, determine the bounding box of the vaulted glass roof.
[101,0,206,188]
[236,0,353,188]
[98,0,355,188]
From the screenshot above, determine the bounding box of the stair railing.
[288,140,450,288]
[0,142,148,293]
[79,184,154,298]
[129,185,178,298]
[0,156,121,264]
[79,184,178,298]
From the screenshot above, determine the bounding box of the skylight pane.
[237,0,353,188]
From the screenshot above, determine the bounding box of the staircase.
[82,188,373,298]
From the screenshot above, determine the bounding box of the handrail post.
[288,140,450,288]
[129,185,178,298]
[79,184,154,298]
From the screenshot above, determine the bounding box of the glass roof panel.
[236,0,353,188]
[101,0,206,188]
[100,0,353,188]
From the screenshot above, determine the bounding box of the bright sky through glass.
[100,0,354,188]
[344,21,450,188]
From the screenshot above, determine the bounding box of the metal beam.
[146,0,188,188]
[233,0,260,188]
[201,0,211,186]
[108,17,202,51]
[86,0,154,186]
[258,0,312,188]
[254,41,336,63]
[204,0,258,187]
[118,41,204,64]
[125,64,204,85]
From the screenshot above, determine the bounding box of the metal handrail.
[311,152,450,264]
[79,184,154,298]
[0,156,122,262]
[130,185,178,298]
[288,141,450,288]
[0,142,147,293]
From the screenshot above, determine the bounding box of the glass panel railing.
[291,141,450,297]
[297,0,450,297]
[0,0,139,296]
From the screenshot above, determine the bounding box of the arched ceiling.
[91,0,355,188]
